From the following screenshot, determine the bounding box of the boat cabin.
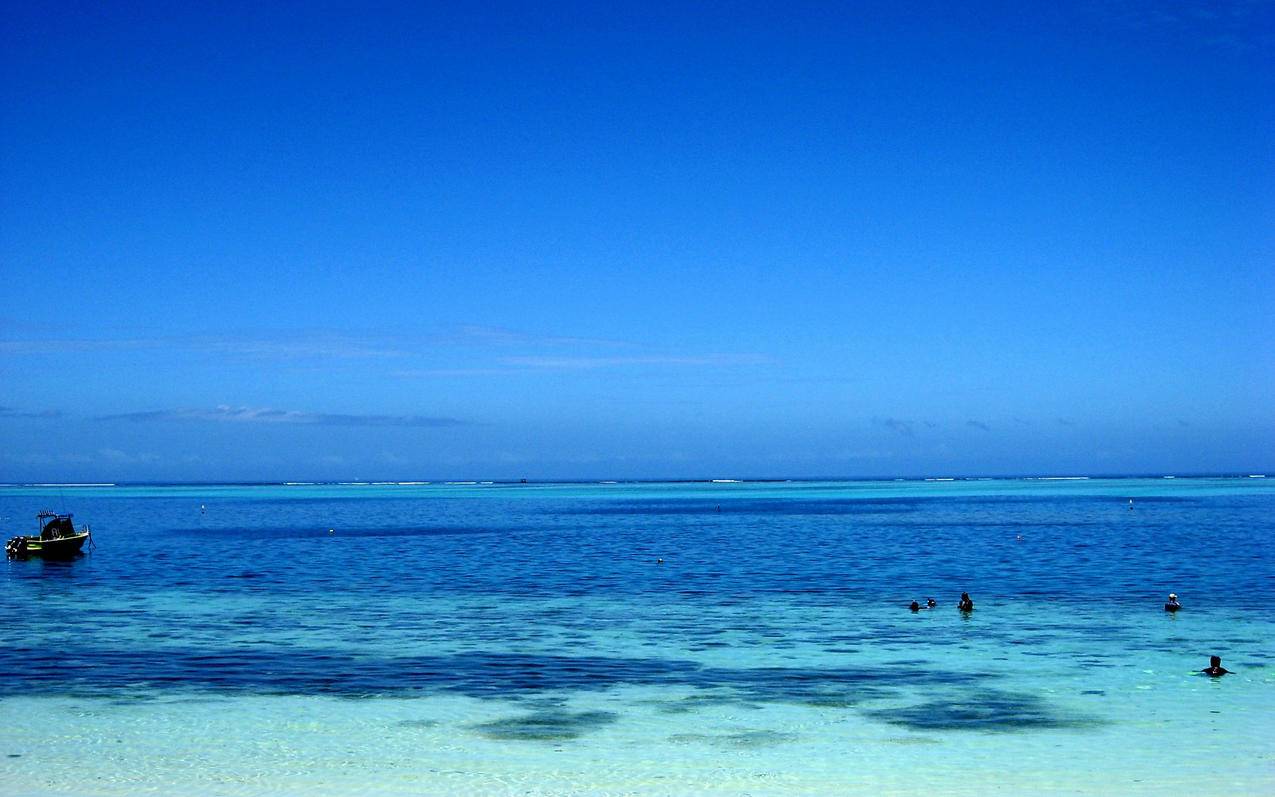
[39,511,78,540]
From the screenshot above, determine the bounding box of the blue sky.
[2,1,1272,481]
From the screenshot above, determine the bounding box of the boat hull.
[7,532,90,559]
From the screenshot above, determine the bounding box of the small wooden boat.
[5,511,92,560]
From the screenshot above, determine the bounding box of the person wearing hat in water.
[1201,655,1230,676]
[1164,593,1181,612]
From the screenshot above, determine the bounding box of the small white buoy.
[656,558,664,564]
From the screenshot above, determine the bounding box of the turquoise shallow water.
[1,478,1272,795]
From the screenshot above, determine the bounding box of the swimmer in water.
[1164,593,1181,612]
[909,600,921,612]
[1201,655,1230,677]
[958,592,974,612]
[926,597,937,608]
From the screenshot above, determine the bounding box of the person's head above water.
[1210,655,1221,667]
[1203,655,1230,676]
[926,598,937,607]
[910,600,920,611]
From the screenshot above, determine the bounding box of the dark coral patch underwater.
[470,710,619,741]
[867,689,1107,732]
[667,730,799,748]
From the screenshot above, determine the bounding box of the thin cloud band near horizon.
[95,405,468,428]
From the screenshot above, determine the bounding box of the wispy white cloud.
[97,448,162,464]
[1,453,91,467]
[392,367,526,378]
[1097,0,1273,52]
[197,334,408,359]
[0,332,407,359]
[1,325,637,359]
[444,324,635,349]
[1,325,776,379]
[96,405,468,427]
[0,338,150,354]
[393,352,774,377]
[874,417,916,437]
[497,353,772,370]
[0,406,63,419]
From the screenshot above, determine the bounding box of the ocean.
[2,477,1272,795]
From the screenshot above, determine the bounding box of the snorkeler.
[958,592,974,612]
[926,597,937,608]
[1164,593,1181,612]
[1201,655,1230,676]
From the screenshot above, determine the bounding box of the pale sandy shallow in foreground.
[3,678,1272,797]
